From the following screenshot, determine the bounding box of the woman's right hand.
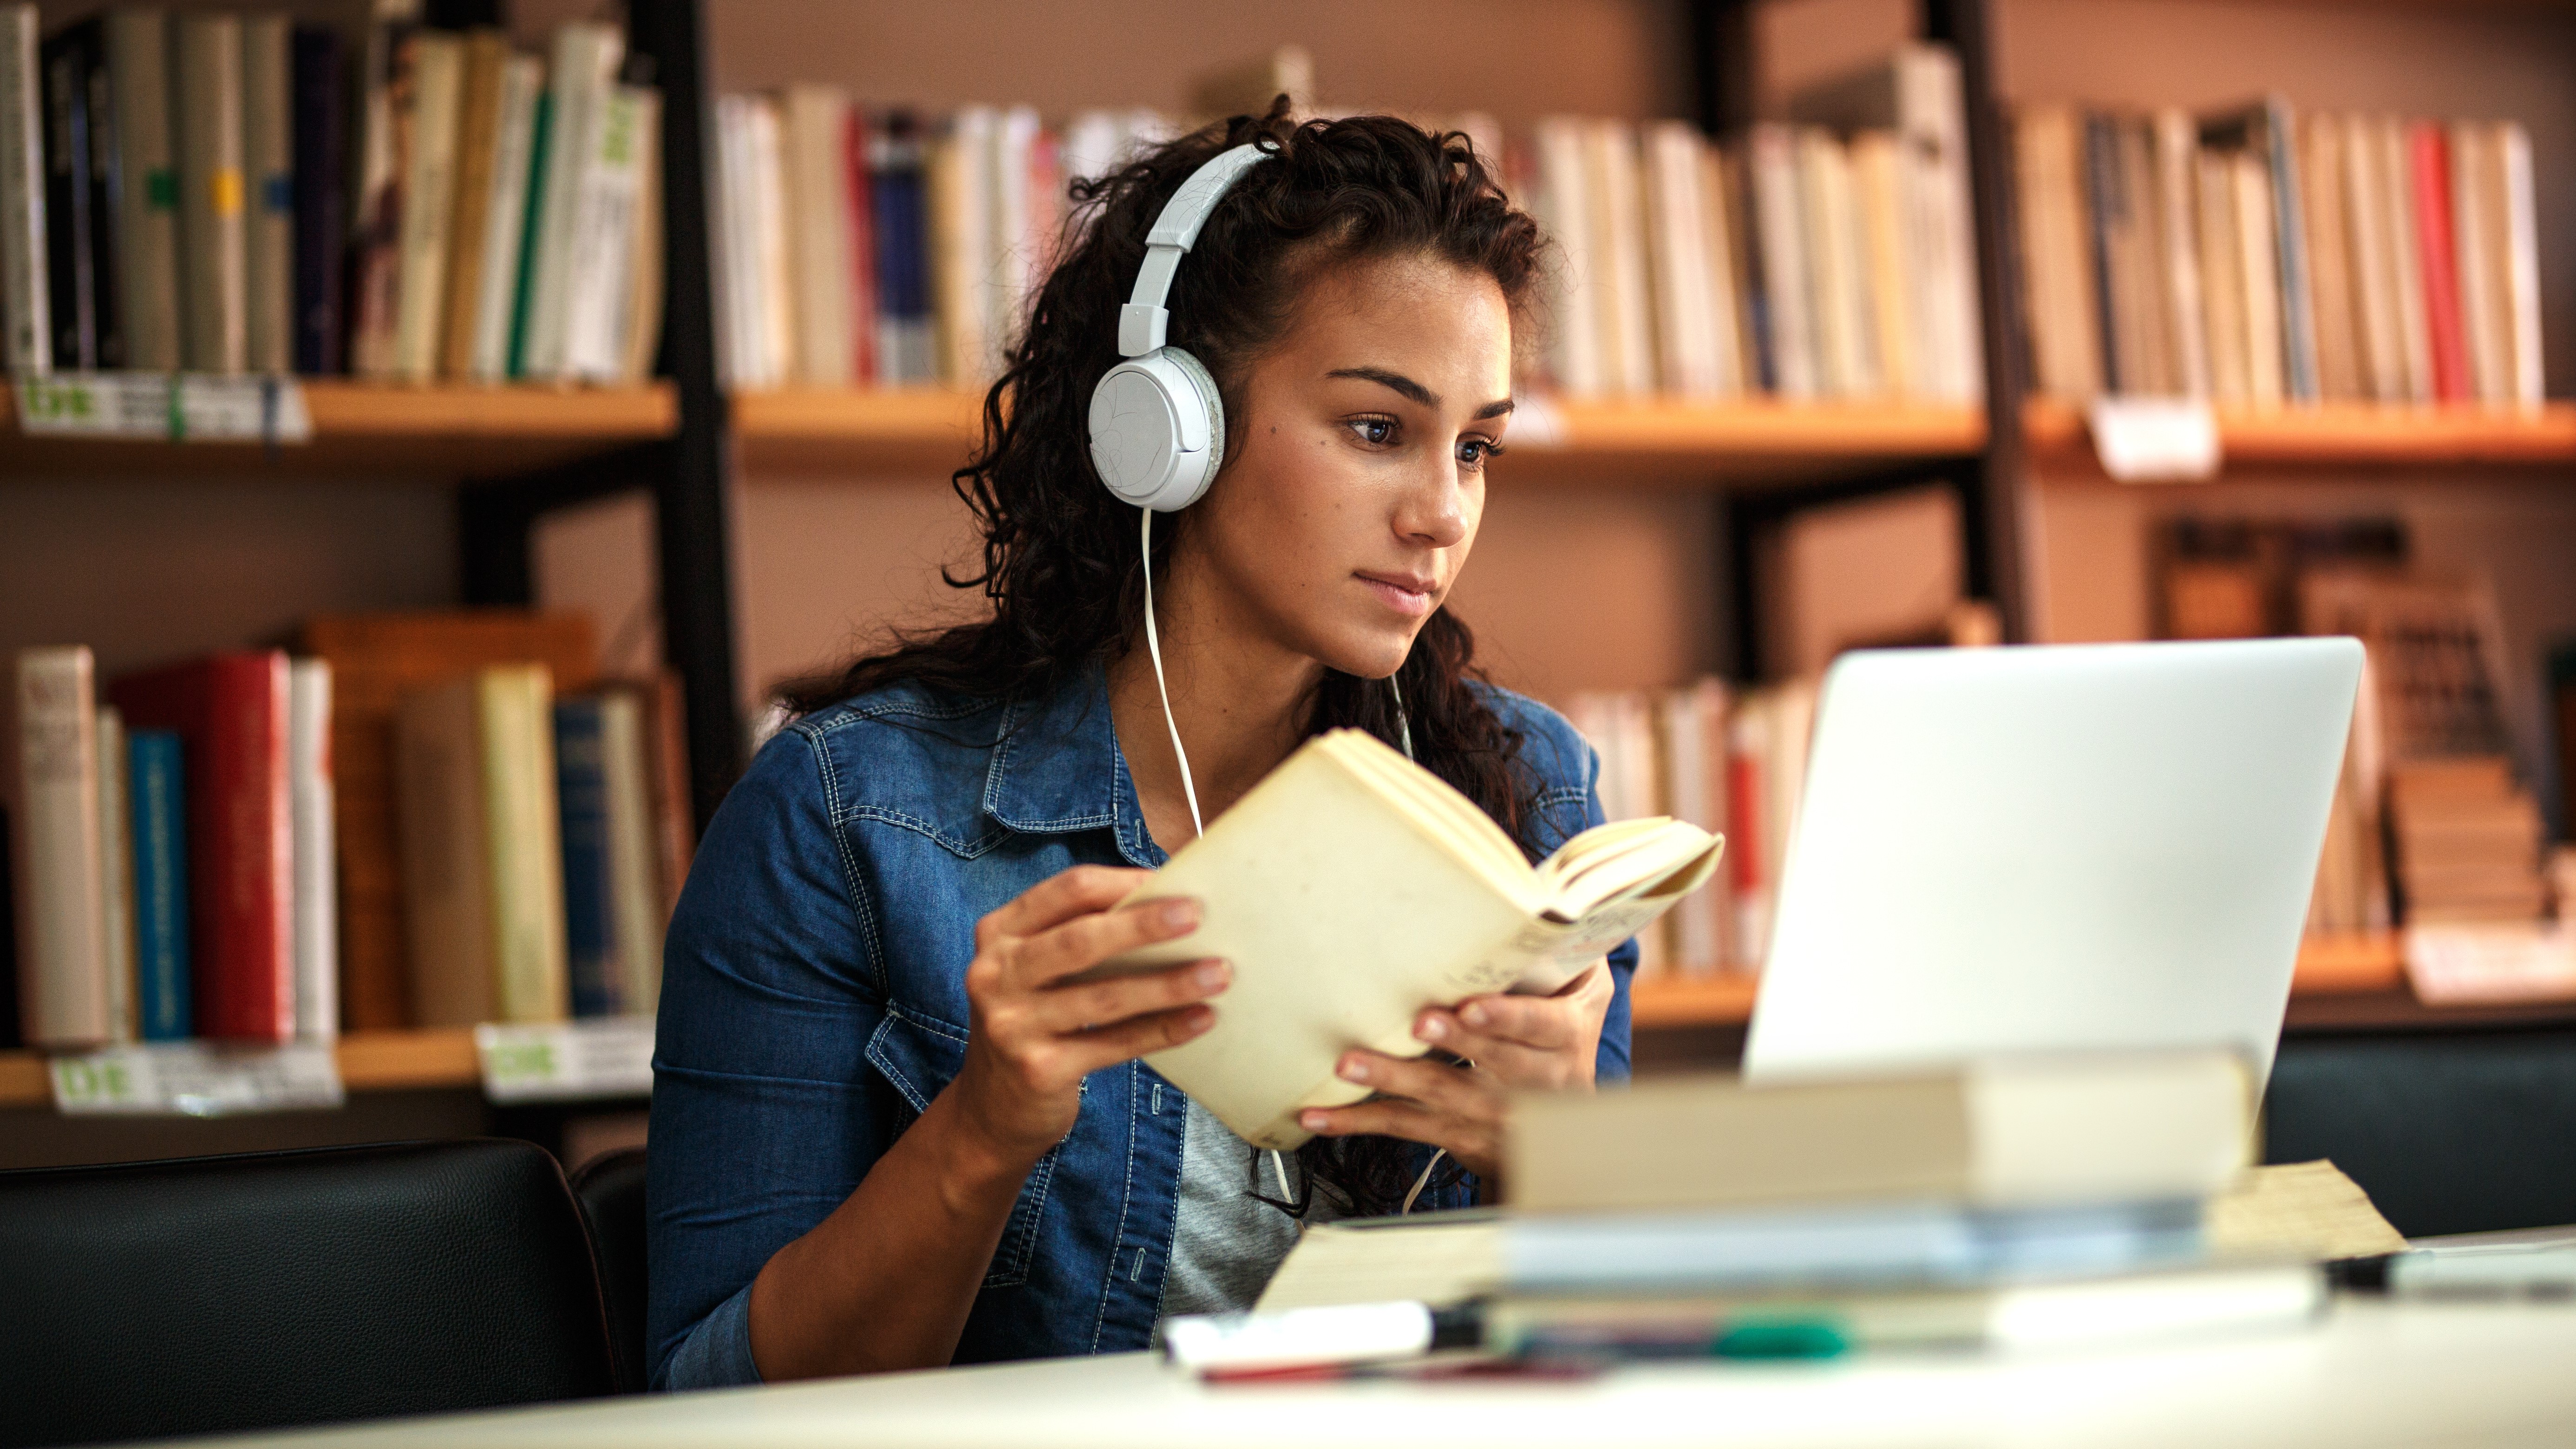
[949,865,1227,1164]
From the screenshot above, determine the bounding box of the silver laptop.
[1743,637,2365,1089]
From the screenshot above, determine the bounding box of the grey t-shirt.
[1155,1098,1349,1323]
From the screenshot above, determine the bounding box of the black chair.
[0,1138,617,1449]
[2268,1029,2576,1238]
[569,1147,651,1394]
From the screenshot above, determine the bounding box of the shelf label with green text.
[49,1041,345,1116]
[16,372,314,443]
[475,1017,656,1103]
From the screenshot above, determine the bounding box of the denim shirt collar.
[980,660,1166,868]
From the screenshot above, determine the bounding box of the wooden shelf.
[1632,933,2414,1030]
[0,1028,481,1110]
[0,380,678,481]
[2026,398,2576,472]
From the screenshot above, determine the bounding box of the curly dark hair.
[778,100,1550,1216]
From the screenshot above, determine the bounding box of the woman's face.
[1181,252,1514,680]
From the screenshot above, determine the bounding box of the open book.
[1097,728,1724,1150]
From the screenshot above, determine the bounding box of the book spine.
[395,678,496,1027]
[74,21,121,369]
[520,22,621,380]
[389,30,461,383]
[643,672,693,921]
[599,691,661,1014]
[11,647,106,1045]
[240,14,291,374]
[870,119,931,385]
[785,84,852,387]
[2082,113,2123,396]
[2408,121,2471,405]
[94,705,135,1041]
[2498,123,2543,411]
[175,13,246,375]
[213,653,294,1041]
[0,4,50,374]
[107,9,176,372]
[505,87,551,378]
[2263,102,2319,403]
[554,697,619,1016]
[842,102,876,385]
[617,85,662,384]
[345,10,414,379]
[468,54,539,381]
[289,659,336,1040]
[439,32,506,379]
[40,33,95,370]
[560,81,644,381]
[290,26,345,374]
[128,728,191,1041]
[481,668,567,1023]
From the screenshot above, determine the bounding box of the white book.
[2152,110,2211,399]
[390,30,462,382]
[782,83,853,387]
[2497,122,2543,411]
[1585,120,1654,398]
[599,691,661,1015]
[1694,142,1747,397]
[466,55,543,382]
[289,659,337,1042]
[710,96,757,389]
[2448,122,2505,408]
[240,14,291,374]
[8,647,108,1046]
[0,3,45,375]
[745,94,794,389]
[1748,124,1818,400]
[989,104,1042,366]
[561,83,649,382]
[2377,116,2432,405]
[618,86,662,384]
[1800,128,1877,398]
[1848,131,1915,399]
[1061,109,1123,190]
[1641,123,1719,399]
[518,21,621,380]
[95,706,136,1042]
[1531,118,1599,396]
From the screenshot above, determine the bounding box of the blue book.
[555,699,620,1017]
[127,731,191,1041]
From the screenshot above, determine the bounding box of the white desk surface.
[220,1298,2576,1449]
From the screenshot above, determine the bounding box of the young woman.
[647,107,1638,1388]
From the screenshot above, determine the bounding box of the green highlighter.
[1711,1317,1852,1360]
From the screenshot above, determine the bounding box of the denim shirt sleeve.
[646,727,894,1391]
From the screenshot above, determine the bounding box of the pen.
[2332,1243,2576,1299]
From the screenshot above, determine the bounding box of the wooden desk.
[207,1299,2576,1448]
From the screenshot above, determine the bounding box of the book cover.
[2407,121,2471,404]
[388,28,462,382]
[597,689,661,1013]
[174,12,245,374]
[240,13,290,374]
[783,83,854,387]
[106,7,177,372]
[300,610,595,1031]
[7,647,107,1046]
[553,695,619,1016]
[39,29,97,369]
[517,20,621,380]
[617,85,661,384]
[504,86,550,378]
[2338,110,2404,404]
[868,111,934,386]
[345,0,420,379]
[559,79,647,381]
[289,25,345,374]
[127,728,190,1041]
[94,705,135,1041]
[2300,114,2360,402]
[288,659,336,1039]
[109,652,294,1043]
[0,2,48,374]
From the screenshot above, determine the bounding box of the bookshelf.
[0,1028,480,1110]
[2024,399,2576,471]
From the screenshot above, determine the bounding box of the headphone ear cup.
[1161,347,1226,507]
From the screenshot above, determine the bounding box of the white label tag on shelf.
[2404,923,2576,1005]
[15,372,314,444]
[2087,397,2220,483]
[49,1041,345,1116]
[475,1017,656,1103]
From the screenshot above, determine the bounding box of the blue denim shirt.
[646,664,1635,1389]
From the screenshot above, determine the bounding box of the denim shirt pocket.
[862,1003,1062,1290]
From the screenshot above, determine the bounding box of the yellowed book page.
[2207,1159,2407,1261]
[1109,740,1532,1149]
[1316,732,1532,897]
[1255,1216,1505,1312]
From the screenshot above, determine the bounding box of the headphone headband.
[1117,143,1272,356]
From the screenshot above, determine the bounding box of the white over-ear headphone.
[1086,143,1272,512]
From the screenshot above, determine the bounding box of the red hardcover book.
[2409,122,2472,404]
[843,106,879,386]
[109,653,295,1041]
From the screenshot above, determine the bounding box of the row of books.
[0,4,660,384]
[2018,100,2543,408]
[2,615,693,1050]
[1561,679,1817,979]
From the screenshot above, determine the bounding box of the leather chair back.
[568,1147,650,1393]
[0,1138,616,1449]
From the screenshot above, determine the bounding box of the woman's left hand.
[1295,960,1616,1181]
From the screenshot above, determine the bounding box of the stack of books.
[0,2,660,383]
[1481,1054,2318,1360]
[706,42,1985,405]
[2,614,692,1051]
[2385,759,2547,925]
[2016,98,2543,407]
